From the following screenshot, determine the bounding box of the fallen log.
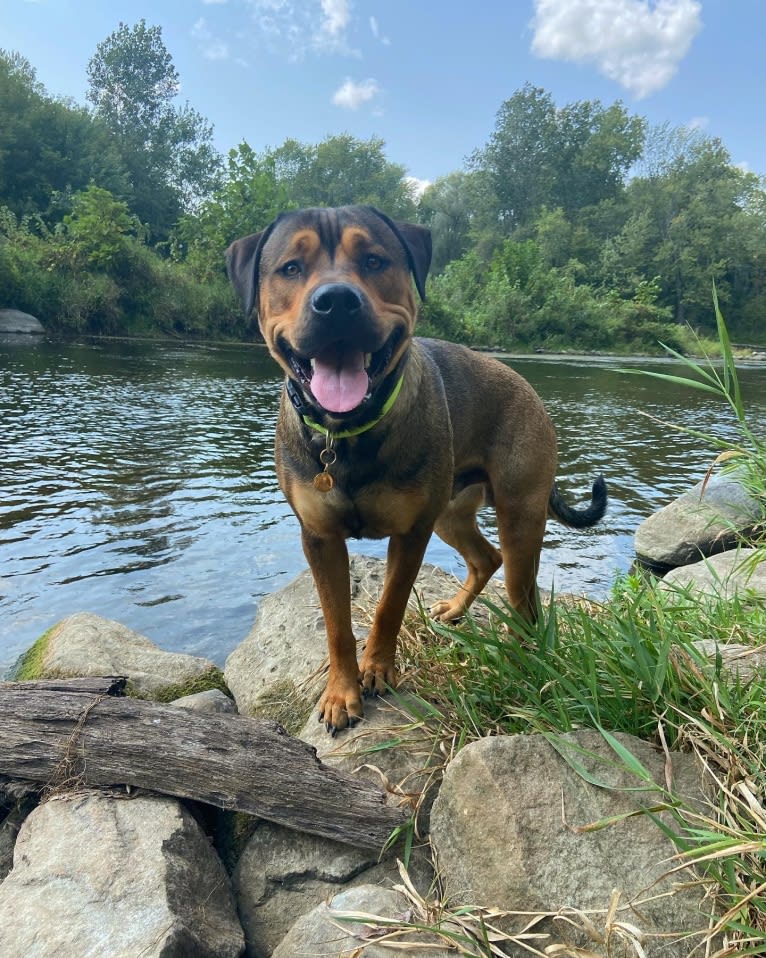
[0,677,406,849]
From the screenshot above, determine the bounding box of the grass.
[357,294,766,955]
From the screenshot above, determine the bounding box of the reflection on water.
[1,338,764,669]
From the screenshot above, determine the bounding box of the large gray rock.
[224,555,464,731]
[0,308,44,334]
[234,821,432,957]
[635,475,762,569]
[430,731,713,957]
[0,792,244,958]
[300,690,442,829]
[234,694,439,955]
[661,547,766,601]
[271,884,453,958]
[18,612,221,696]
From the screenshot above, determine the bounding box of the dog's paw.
[317,679,364,735]
[430,598,467,622]
[358,653,397,698]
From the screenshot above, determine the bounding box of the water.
[1,337,764,672]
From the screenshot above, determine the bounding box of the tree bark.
[0,678,405,849]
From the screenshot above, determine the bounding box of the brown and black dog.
[226,205,606,733]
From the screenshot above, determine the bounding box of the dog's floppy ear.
[225,232,265,318]
[225,218,280,317]
[367,208,432,301]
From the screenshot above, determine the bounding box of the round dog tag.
[313,472,334,492]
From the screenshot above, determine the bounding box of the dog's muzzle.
[279,282,403,416]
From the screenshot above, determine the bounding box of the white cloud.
[685,115,709,130]
[369,14,391,45]
[192,18,230,60]
[332,77,380,109]
[406,176,431,199]
[530,0,703,98]
[320,0,350,37]
[244,0,356,57]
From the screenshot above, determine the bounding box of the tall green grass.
[383,296,766,953]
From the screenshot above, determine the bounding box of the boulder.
[0,792,244,958]
[234,822,432,957]
[171,688,238,713]
[300,690,442,829]
[635,475,762,569]
[224,555,466,731]
[430,730,713,957]
[0,308,44,334]
[271,884,453,958]
[661,547,766,601]
[14,612,222,697]
[232,692,438,955]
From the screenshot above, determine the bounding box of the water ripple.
[1,340,763,669]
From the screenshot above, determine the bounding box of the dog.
[226,205,606,733]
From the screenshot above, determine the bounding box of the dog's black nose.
[311,283,363,317]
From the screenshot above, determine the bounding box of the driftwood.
[0,677,406,848]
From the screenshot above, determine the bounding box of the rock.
[0,308,44,334]
[171,688,238,713]
[300,690,442,829]
[224,555,464,731]
[14,612,222,697]
[692,639,766,682]
[0,801,32,881]
[0,792,244,958]
[271,884,453,958]
[430,731,713,957]
[234,821,433,956]
[635,475,762,569]
[661,547,766,601]
[232,691,438,955]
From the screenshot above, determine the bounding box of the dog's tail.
[548,475,607,528]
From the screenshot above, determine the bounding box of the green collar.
[301,375,404,438]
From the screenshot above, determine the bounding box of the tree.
[418,172,480,272]
[86,20,221,239]
[267,134,418,217]
[473,84,644,235]
[0,50,129,220]
[173,134,418,278]
[603,134,766,329]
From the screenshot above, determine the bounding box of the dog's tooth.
[364,353,372,369]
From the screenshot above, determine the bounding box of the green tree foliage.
[473,83,645,235]
[0,50,128,219]
[2,39,765,350]
[601,134,766,330]
[174,134,418,278]
[86,20,221,239]
[268,134,418,217]
[418,172,481,273]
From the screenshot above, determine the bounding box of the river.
[1,336,764,672]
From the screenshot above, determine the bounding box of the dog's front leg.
[301,529,363,733]
[359,527,432,697]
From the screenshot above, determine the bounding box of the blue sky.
[4,0,765,189]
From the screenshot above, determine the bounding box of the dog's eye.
[364,254,386,273]
[280,261,301,278]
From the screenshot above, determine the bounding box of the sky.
[3,0,766,191]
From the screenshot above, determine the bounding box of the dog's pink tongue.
[311,346,369,413]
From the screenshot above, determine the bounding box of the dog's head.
[225,205,431,416]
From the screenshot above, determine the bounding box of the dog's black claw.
[348,715,359,728]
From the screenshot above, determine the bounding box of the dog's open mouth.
[284,330,403,414]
